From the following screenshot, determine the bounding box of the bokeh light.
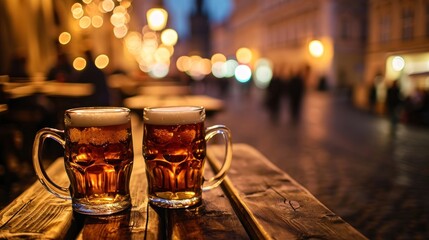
[236,47,252,64]
[147,8,168,31]
[211,53,226,64]
[92,15,104,28]
[79,16,91,29]
[392,56,405,72]
[101,0,115,13]
[161,29,178,46]
[154,47,171,63]
[73,57,87,71]
[212,62,225,78]
[58,32,71,45]
[254,58,273,89]
[223,59,239,78]
[111,12,127,27]
[309,40,324,58]
[150,63,169,78]
[71,3,84,19]
[95,54,109,69]
[176,56,191,72]
[235,64,252,83]
[113,25,128,38]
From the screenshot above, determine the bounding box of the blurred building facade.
[0,0,152,78]
[188,0,212,58]
[362,0,429,109]
[212,0,368,90]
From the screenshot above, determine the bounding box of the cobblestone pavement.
[206,87,429,240]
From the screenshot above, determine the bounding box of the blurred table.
[2,81,93,99]
[0,143,367,239]
[0,104,7,113]
[123,94,224,113]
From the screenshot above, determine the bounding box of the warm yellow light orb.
[95,54,109,69]
[92,15,104,28]
[71,3,84,19]
[147,8,168,31]
[211,53,226,64]
[309,40,324,58]
[114,25,128,38]
[101,0,115,12]
[73,57,87,71]
[79,16,91,29]
[58,32,71,45]
[176,56,191,72]
[161,29,178,46]
[236,48,252,64]
[154,47,171,63]
[392,56,405,72]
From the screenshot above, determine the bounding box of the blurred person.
[264,68,284,123]
[6,54,56,170]
[385,80,402,128]
[75,50,110,106]
[368,72,383,114]
[47,52,74,82]
[368,82,377,113]
[8,55,29,81]
[317,76,329,91]
[288,65,309,123]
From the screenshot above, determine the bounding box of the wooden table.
[2,81,93,99]
[0,144,367,239]
[0,104,7,113]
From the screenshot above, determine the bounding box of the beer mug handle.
[202,125,232,191]
[33,128,71,199]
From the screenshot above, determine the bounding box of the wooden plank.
[161,187,248,239]
[207,143,368,240]
[0,158,78,239]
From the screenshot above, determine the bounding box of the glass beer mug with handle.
[143,106,232,209]
[33,107,134,215]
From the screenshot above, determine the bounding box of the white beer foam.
[66,108,129,127]
[144,106,204,125]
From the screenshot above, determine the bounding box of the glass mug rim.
[66,106,131,113]
[143,106,205,124]
[65,107,131,127]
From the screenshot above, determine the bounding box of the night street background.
[205,85,429,239]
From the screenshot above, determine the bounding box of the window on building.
[426,4,429,36]
[379,15,391,43]
[402,8,414,40]
[340,18,350,40]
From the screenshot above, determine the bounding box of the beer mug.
[143,106,232,208]
[33,107,134,215]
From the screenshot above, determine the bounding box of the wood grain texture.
[207,143,368,240]
[0,159,76,239]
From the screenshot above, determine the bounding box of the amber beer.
[143,106,232,209]
[33,107,133,215]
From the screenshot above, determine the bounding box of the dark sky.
[164,0,233,38]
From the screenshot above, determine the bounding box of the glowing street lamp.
[309,40,324,58]
[147,7,168,31]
